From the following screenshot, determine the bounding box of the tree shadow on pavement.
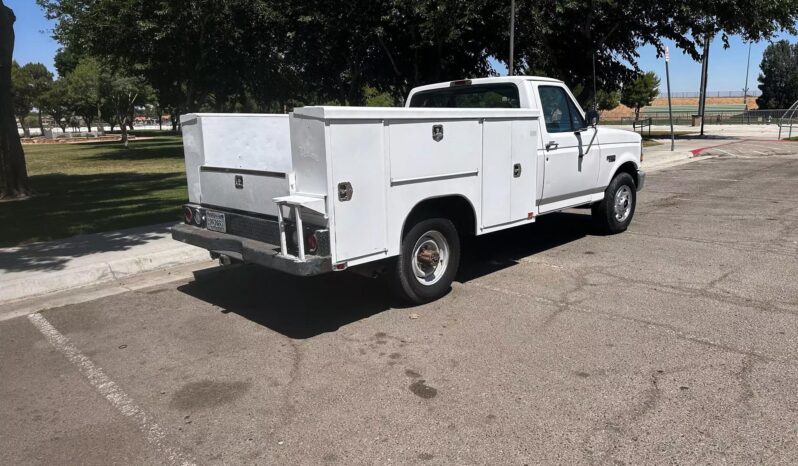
[178,211,597,339]
[0,224,173,273]
[0,172,185,250]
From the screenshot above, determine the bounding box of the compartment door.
[481,119,537,228]
[329,121,387,262]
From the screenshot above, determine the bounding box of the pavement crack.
[469,281,787,364]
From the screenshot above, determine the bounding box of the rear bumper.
[637,170,646,192]
[172,224,331,276]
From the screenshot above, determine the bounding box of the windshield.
[409,84,521,108]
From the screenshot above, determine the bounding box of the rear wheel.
[592,172,637,234]
[393,218,460,304]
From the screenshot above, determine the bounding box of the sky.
[8,0,798,93]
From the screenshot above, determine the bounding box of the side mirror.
[586,110,600,127]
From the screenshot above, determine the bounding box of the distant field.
[603,96,757,119]
[0,137,187,247]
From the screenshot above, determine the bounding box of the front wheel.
[393,218,460,304]
[592,172,637,234]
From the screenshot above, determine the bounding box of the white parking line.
[27,313,196,466]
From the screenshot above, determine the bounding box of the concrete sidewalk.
[605,123,786,140]
[0,223,213,306]
[641,137,731,171]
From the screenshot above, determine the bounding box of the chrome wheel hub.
[411,230,449,286]
[614,185,632,222]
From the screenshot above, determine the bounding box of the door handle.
[545,141,559,151]
[513,163,522,178]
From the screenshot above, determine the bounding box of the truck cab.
[172,76,644,304]
[407,76,644,214]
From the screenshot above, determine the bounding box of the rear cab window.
[409,84,521,108]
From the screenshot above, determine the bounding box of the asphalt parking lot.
[2,141,798,465]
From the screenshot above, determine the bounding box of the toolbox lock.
[513,163,522,178]
[338,182,353,201]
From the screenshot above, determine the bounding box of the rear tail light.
[193,208,202,225]
[307,232,318,253]
[183,206,193,224]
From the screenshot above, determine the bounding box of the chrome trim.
[200,166,286,179]
[536,186,604,206]
[391,170,479,186]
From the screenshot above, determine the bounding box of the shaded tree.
[756,40,798,109]
[621,72,660,120]
[592,89,621,112]
[37,0,798,112]
[11,61,33,137]
[39,78,72,132]
[0,1,31,200]
[510,0,798,107]
[11,61,53,136]
[64,57,101,131]
[102,71,153,146]
[54,45,79,75]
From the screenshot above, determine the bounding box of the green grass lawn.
[0,137,187,247]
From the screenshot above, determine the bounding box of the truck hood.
[597,127,642,145]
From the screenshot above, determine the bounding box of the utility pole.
[665,47,675,151]
[508,0,515,76]
[743,42,752,107]
[592,52,598,111]
[698,35,711,137]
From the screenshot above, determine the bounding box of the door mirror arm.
[581,128,598,157]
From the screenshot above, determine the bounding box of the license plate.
[206,210,226,233]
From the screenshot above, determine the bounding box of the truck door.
[537,85,601,212]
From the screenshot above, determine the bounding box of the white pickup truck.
[172,76,644,303]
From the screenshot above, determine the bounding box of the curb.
[0,236,212,306]
[643,150,696,172]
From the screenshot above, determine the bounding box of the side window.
[567,97,586,130]
[538,86,573,133]
[538,85,585,133]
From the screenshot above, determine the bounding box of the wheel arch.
[611,160,640,188]
[400,194,478,239]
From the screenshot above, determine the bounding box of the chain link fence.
[658,90,762,99]
[603,109,788,126]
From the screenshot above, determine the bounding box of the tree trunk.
[19,115,30,138]
[0,3,31,199]
[38,110,44,135]
[120,117,129,147]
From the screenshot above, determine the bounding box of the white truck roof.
[294,106,540,120]
[409,76,564,94]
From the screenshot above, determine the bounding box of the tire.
[393,217,461,304]
[592,172,637,234]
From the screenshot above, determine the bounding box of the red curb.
[690,138,798,157]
